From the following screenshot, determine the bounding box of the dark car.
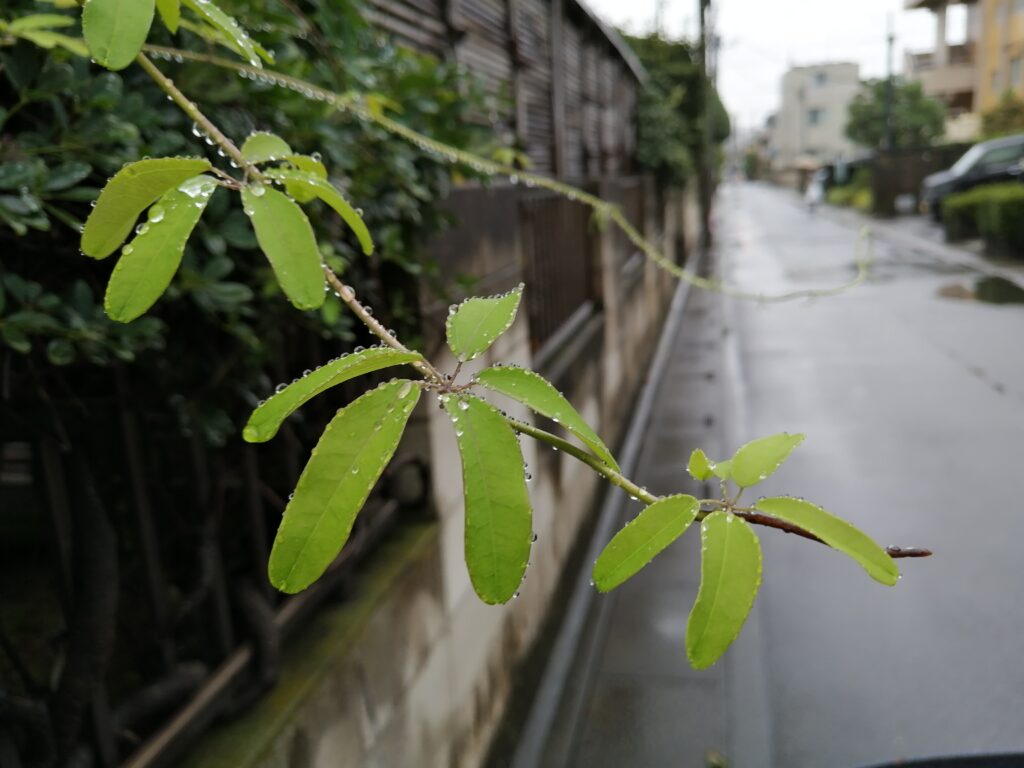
[922,134,1024,220]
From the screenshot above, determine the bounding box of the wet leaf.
[10,29,89,56]
[241,132,292,165]
[155,0,180,32]
[593,495,699,592]
[687,512,762,670]
[265,168,373,255]
[8,14,76,32]
[81,157,211,258]
[476,365,619,471]
[181,0,261,66]
[241,184,325,310]
[104,176,216,322]
[755,496,899,585]
[82,0,155,70]
[268,380,421,593]
[687,448,713,481]
[446,285,523,362]
[731,433,805,488]
[710,459,732,481]
[445,395,532,604]
[244,348,424,443]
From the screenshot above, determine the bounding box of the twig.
[323,268,444,383]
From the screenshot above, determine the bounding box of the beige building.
[769,62,862,169]
[904,0,982,140]
[975,0,1024,112]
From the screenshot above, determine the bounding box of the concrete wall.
[178,182,688,768]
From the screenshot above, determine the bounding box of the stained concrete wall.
[178,182,692,768]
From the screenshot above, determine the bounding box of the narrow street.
[529,182,1024,767]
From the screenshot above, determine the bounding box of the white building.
[769,62,862,170]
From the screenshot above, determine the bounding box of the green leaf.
[155,0,181,32]
[241,132,293,165]
[287,154,328,179]
[241,184,326,310]
[82,0,155,70]
[593,495,699,592]
[81,157,211,259]
[710,459,732,481]
[46,338,75,366]
[44,162,92,192]
[686,512,762,670]
[181,0,261,66]
[268,379,421,593]
[104,175,217,322]
[8,14,76,32]
[244,348,424,443]
[16,29,90,56]
[688,448,713,481]
[445,285,523,362]
[265,169,374,255]
[476,365,619,471]
[280,155,325,202]
[755,496,899,586]
[444,395,532,604]
[731,433,805,488]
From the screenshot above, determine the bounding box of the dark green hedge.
[0,0,492,443]
[944,183,1024,255]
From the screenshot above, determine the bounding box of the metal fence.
[520,190,598,355]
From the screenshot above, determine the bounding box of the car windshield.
[950,144,987,175]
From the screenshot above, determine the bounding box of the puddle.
[937,276,1024,305]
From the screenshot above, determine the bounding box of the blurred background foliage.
[625,33,731,189]
[0,0,496,444]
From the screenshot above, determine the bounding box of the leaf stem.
[508,419,930,560]
[134,52,254,176]
[322,267,444,383]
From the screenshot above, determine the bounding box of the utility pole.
[655,0,666,36]
[884,13,896,152]
[698,0,714,250]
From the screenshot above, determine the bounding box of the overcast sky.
[587,0,966,136]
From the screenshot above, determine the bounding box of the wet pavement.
[528,182,1024,767]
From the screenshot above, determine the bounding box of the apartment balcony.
[905,43,977,112]
[904,0,976,9]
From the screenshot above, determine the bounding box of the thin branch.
[134,52,254,175]
[732,510,932,559]
[508,420,930,560]
[323,268,444,383]
[142,44,874,305]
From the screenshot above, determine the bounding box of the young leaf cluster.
[80,140,372,321]
[594,433,899,668]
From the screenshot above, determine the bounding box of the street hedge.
[944,183,1024,256]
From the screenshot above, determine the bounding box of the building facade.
[906,0,1024,130]
[769,62,862,170]
[976,0,1024,111]
[904,0,982,141]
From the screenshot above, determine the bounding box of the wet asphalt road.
[720,182,1024,767]
[534,181,1024,768]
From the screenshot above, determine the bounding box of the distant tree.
[625,33,731,187]
[743,150,763,180]
[845,78,946,151]
[982,91,1024,138]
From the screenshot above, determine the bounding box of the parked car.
[922,134,1024,220]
